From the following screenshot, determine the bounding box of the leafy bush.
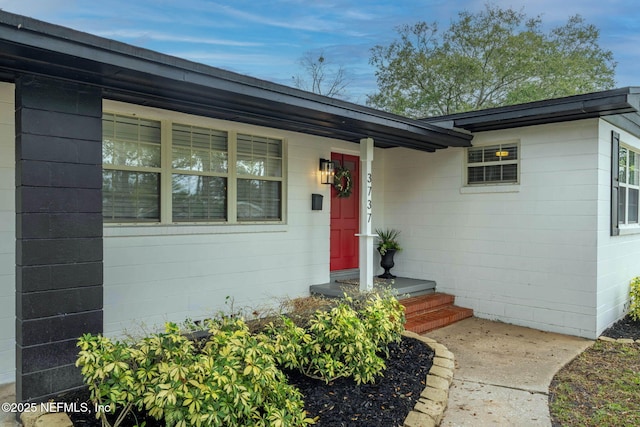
[357,292,406,356]
[76,335,140,427]
[77,319,314,427]
[266,292,405,384]
[77,291,404,426]
[629,276,640,321]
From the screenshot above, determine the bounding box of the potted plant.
[375,228,402,279]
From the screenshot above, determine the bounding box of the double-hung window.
[172,124,228,222]
[236,134,283,221]
[102,111,285,224]
[466,143,519,185]
[619,146,640,225]
[102,114,161,222]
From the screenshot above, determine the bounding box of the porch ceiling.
[0,12,472,153]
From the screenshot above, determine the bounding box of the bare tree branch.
[292,50,351,99]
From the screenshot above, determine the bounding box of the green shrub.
[76,334,140,427]
[77,292,404,426]
[358,292,406,356]
[77,319,314,427]
[266,292,405,384]
[629,276,640,321]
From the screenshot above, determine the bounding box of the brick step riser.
[405,306,456,319]
[405,309,473,326]
[404,307,474,334]
[399,292,473,333]
[401,295,454,316]
[406,306,474,323]
[401,293,453,305]
[403,302,454,316]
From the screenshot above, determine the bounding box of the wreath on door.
[333,166,353,198]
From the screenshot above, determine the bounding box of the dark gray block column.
[15,75,103,402]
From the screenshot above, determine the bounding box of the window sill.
[104,222,287,237]
[460,184,520,194]
[619,226,640,236]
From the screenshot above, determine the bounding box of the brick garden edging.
[402,330,455,427]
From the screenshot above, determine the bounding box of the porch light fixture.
[319,158,335,184]
[495,150,510,158]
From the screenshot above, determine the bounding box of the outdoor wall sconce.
[319,158,335,184]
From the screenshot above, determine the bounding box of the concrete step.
[310,276,436,299]
[401,292,473,334]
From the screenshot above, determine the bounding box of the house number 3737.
[367,173,372,223]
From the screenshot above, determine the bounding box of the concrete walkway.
[426,317,593,426]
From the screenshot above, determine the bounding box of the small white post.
[357,137,376,292]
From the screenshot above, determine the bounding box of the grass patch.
[549,341,640,426]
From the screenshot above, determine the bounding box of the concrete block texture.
[15,74,103,403]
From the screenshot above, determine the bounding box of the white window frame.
[102,104,287,226]
[464,141,520,187]
[102,113,163,222]
[619,144,640,228]
[170,122,230,223]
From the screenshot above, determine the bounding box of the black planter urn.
[378,248,397,279]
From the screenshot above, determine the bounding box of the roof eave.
[0,11,472,152]
[423,88,640,133]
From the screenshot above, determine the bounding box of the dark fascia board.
[0,11,472,152]
[603,112,640,140]
[422,88,640,133]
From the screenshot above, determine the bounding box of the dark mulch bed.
[62,336,434,426]
[287,337,434,427]
[601,314,640,340]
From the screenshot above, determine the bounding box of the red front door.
[330,153,359,271]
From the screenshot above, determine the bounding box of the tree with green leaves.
[368,4,616,117]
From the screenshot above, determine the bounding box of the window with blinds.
[466,143,519,185]
[236,134,283,221]
[102,113,161,222]
[102,112,285,224]
[171,124,228,222]
[619,146,640,225]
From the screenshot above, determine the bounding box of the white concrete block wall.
[102,101,362,336]
[595,120,640,335]
[382,120,601,338]
[0,82,15,384]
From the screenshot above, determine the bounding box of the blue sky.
[1,0,639,105]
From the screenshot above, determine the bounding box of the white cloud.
[174,50,290,66]
[92,29,263,47]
